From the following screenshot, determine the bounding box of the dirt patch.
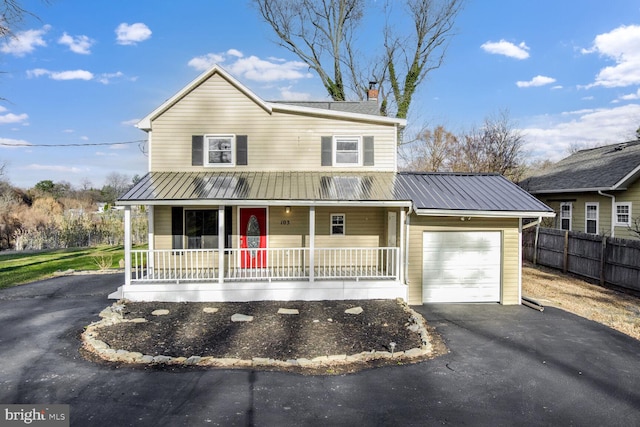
[523,262,640,341]
[87,299,447,374]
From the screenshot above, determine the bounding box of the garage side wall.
[406,216,521,305]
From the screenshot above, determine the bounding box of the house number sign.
[280,219,290,225]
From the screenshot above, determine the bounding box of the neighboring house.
[113,65,553,305]
[520,141,640,239]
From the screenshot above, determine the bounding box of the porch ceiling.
[118,171,411,206]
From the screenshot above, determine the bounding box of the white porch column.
[399,208,406,284]
[309,206,315,282]
[147,205,154,270]
[218,205,225,284]
[124,205,132,286]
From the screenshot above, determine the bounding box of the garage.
[422,231,502,303]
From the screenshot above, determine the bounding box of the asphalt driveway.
[1,274,639,426]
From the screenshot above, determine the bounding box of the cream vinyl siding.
[150,74,397,172]
[154,205,387,250]
[154,205,172,250]
[406,216,521,305]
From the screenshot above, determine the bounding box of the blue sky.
[1,0,640,189]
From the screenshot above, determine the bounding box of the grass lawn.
[0,246,128,289]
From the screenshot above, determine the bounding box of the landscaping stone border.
[82,298,434,371]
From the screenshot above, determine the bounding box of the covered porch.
[115,172,411,302]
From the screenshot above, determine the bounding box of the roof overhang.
[530,187,624,195]
[270,103,406,127]
[413,208,556,218]
[118,199,411,208]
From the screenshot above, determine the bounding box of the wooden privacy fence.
[523,227,640,293]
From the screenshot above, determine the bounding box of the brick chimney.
[367,81,378,101]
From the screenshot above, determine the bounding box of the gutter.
[598,191,616,237]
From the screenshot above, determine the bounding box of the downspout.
[598,191,615,237]
[522,216,542,265]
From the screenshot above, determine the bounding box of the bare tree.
[403,111,527,181]
[403,125,457,171]
[0,0,33,38]
[253,0,463,120]
[252,0,364,101]
[384,0,463,119]
[101,172,132,204]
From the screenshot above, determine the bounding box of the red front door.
[240,208,267,268]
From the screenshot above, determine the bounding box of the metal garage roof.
[396,172,554,217]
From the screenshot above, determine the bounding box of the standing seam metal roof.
[396,172,553,213]
[119,171,553,214]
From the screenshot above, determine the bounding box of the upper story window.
[333,136,362,166]
[615,202,632,227]
[205,135,235,166]
[559,202,572,231]
[585,202,598,234]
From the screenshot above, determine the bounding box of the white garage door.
[422,231,501,303]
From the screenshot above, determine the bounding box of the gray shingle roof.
[119,171,553,216]
[520,140,640,193]
[272,100,380,116]
[397,172,553,214]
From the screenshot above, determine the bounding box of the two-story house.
[113,65,553,305]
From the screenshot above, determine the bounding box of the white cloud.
[619,88,640,100]
[121,119,139,127]
[0,106,7,113]
[516,75,556,88]
[80,136,89,141]
[227,49,243,58]
[481,40,530,59]
[551,85,563,90]
[188,50,313,82]
[279,86,312,101]
[51,70,94,81]
[97,71,124,84]
[583,24,640,88]
[115,23,152,45]
[523,104,640,161]
[58,32,94,54]
[188,53,226,71]
[24,164,84,173]
[0,137,31,148]
[27,68,94,81]
[26,68,49,78]
[0,112,28,124]
[0,25,50,56]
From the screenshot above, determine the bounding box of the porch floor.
[134,266,396,283]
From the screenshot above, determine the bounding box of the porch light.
[285,206,291,214]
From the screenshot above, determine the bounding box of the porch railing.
[130,247,399,283]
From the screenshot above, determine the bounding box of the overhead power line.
[0,139,148,147]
